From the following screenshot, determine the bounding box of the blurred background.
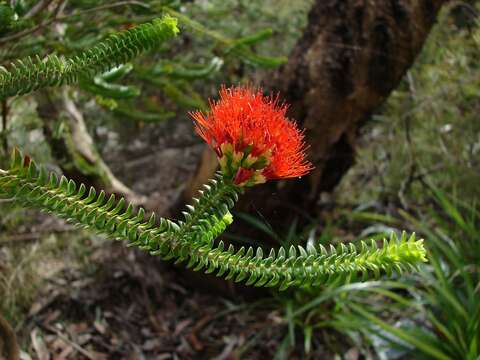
[0,0,479,359]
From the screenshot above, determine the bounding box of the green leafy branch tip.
[0,15,179,100]
[0,149,427,289]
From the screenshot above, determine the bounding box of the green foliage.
[165,7,286,69]
[332,188,480,359]
[79,64,140,99]
[0,149,427,290]
[0,15,179,100]
[151,56,224,80]
[169,0,311,69]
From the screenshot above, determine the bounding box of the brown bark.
[0,314,19,360]
[186,0,448,219]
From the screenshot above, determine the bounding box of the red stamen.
[190,85,313,184]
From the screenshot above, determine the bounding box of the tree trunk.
[186,0,448,220]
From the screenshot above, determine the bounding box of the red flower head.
[191,85,313,186]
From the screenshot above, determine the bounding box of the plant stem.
[1,99,8,154]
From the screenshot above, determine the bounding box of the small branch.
[1,99,8,154]
[41,324,96,360]
[398,71,421,209]
[24,0,55,18]
[56,0,150,19]
[0,0,150,45]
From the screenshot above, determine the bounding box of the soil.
[20,243,290,359]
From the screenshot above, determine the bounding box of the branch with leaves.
[0,85,427,289]
[0,15,179,100]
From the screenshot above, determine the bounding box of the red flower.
[191,85,313,186]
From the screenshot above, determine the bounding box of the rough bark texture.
[187,0,448,220]
[272,0,447,205]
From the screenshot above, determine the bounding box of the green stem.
[173,173,241,244]
[152,173,242,259]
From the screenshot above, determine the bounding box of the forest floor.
[18,242,296,360]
